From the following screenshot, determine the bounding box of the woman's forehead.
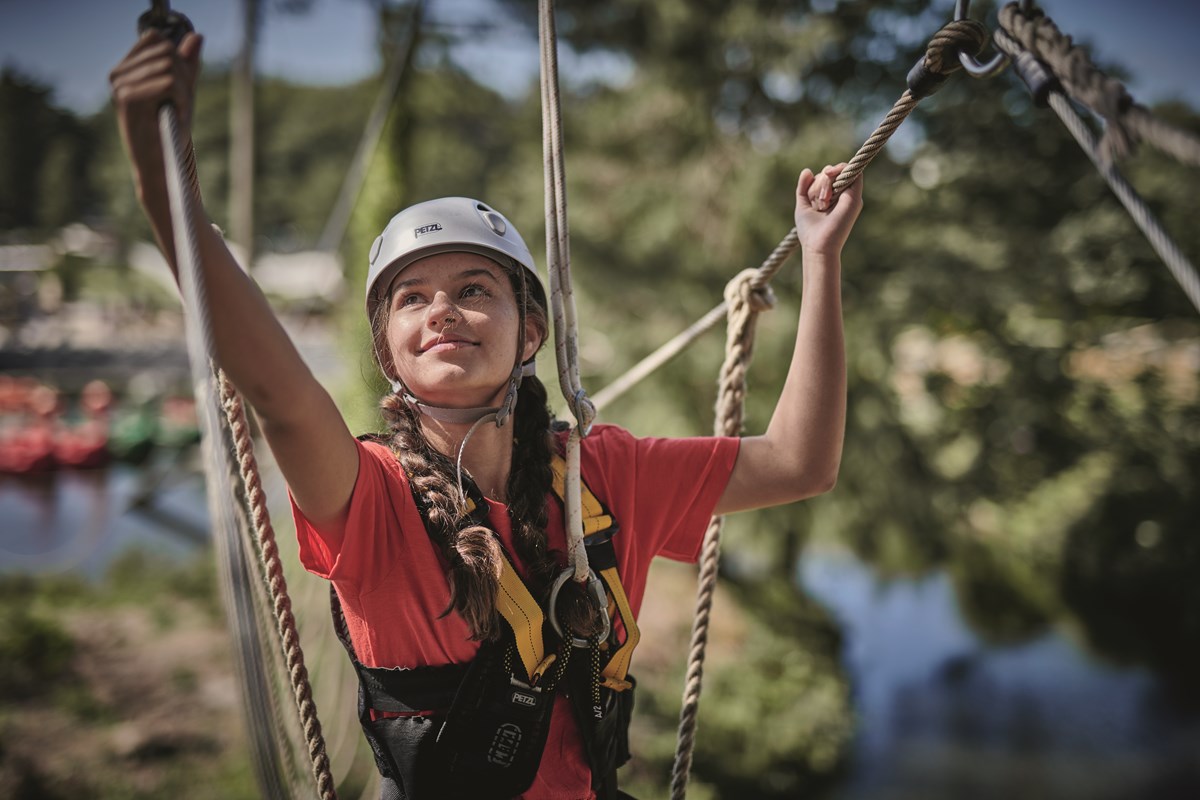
[387,252,507,293]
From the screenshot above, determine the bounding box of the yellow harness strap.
[549,454,615,536]
[495,555,547,682]
[477,454,641,686]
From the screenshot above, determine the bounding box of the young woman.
[111,28,862,800]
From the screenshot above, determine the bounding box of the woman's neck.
[420,415,514,502]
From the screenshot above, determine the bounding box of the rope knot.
[725,268,777,315]
[924,18,989,77]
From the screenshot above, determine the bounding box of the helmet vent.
[479,208,507,237]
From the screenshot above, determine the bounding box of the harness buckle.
[548,567,611,648]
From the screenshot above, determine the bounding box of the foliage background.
[1,0,1197,797]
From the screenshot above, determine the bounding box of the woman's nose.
[426,292,458,328]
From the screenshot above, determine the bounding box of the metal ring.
[953,0,1011,79]
[548,567,611,648]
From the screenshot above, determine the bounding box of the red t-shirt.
[291,423,739,800]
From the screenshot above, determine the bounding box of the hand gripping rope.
[138,2,336,798]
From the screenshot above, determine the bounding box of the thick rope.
[594,21,987,415]
[998,3,1200,167]
[992,27,1200,314]
[162,94,337,798]
[668,18,986,799]
[159,103,291,800]
[219,371,338,800]
[539,0,593,582]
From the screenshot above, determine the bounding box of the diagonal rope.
[668,18,987,800]
[594,20,986,414]
[992,27,1200,314]
[998,2,1200,167]
[316,0,425,254]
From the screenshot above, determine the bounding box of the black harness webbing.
[331,450,639,800]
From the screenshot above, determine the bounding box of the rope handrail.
[992,25,1200,314]
[157,45,336,793]
[998,2,1200,168]
[668,17,989,799]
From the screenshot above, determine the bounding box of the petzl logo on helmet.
[414,223,443,237]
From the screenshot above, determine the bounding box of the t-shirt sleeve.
[290,438,413,590]
[582,425,740,564]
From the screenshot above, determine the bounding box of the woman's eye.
[461,284,488,299]
[396,293,422,308]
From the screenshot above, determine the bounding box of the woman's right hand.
[109,30,203,205]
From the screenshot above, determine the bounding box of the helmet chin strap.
[395,360,536,504]
[396,360,536,426]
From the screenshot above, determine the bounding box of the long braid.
[505,376,557,593]
[380,394,504,641]
[503,377,605,637]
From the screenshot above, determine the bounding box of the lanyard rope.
[539,0,596,583]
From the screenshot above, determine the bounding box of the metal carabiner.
[548,567,611,649]
[954,0,1011,79]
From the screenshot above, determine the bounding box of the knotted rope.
[594,20,987,415]
[668,18,986,799]
[998,2,1200,167]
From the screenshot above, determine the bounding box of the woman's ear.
[522,317,545,364]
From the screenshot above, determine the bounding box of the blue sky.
[0,0,1197,114]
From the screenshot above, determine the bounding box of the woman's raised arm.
[110,30,360,527]
[714,164,862,515]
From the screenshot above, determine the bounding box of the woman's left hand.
[795,163,864,257]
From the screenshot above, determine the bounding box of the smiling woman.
[107,8,863,798]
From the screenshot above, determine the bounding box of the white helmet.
[366,197,543,322]
[365,197,545,427]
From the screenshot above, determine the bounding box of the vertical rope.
[539,0,594,581]
[158,103,293,800]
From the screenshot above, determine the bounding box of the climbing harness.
[331,451,639,799]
